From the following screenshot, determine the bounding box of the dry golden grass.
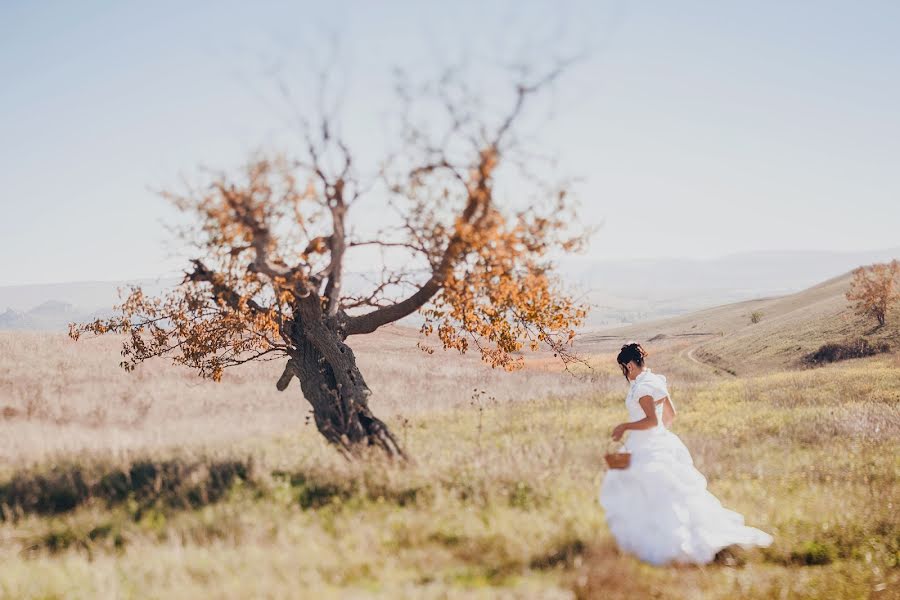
[0,328,898,599]
[0,327,595,465]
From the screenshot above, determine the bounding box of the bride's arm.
[611,396,658,440]
[662,396,676,427]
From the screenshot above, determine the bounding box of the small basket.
[604,442,631,470]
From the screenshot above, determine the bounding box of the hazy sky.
[2,1,899,285]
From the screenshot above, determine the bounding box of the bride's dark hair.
[617,342,648,378]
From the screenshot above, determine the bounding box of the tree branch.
[344,141,499,336]
[323,183,346,316]
[344,277,441,335]
[185,259,266,313]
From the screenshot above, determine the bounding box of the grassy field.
[0,327,898,599]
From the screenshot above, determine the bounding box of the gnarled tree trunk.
[275,296,404,458]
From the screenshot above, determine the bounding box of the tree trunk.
[275,302,405,458]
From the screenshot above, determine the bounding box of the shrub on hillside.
[803,339,890,366]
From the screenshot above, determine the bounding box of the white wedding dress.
[599,369,773,565]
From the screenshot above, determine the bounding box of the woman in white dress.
[599,343,773,565]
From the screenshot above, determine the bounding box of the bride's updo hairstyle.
[617,342,648,379]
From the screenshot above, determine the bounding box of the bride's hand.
[611,423,627,441]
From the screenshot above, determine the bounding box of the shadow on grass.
[0,459,431,522]
[529,538,587,570]
[271,469,423,509]
[0,458,253,521]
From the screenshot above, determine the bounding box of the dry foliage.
[846,260,900,327]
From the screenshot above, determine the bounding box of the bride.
[599,343,773,565]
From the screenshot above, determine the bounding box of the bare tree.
[71,65,588,458]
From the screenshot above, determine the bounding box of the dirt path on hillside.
[684,345,704,367]
[680,339,737,377]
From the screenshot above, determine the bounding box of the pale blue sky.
[1,1,898,285]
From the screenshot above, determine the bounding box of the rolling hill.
[580,270,900,375]
[562,247,900,326]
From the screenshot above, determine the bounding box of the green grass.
[1,358,898,599]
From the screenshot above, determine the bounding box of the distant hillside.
[581,270,899,375]
[0,279,176,313]
[0,301,110,332]
[0,279,175,332]
[2,248,898,332]
[562,247,900,327]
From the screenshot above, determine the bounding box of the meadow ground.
[0,329,897,599]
